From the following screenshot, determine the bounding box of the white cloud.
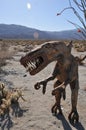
[27,3,31,10]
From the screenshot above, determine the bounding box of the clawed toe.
[34,83,41,90]
[51,105,63,116]
[68,111,79,124]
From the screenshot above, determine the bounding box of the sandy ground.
[0,45,86,130]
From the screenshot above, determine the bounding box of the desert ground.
[0,40,86,130]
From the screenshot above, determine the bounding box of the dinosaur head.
[20,41,70,75]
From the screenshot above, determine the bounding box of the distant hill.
[0,24,85,40]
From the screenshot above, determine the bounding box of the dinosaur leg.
[51,80,63,115]
[51,102,57,115]
[52,81,66,100]
[52,90,62,115]
[68,79,79,123]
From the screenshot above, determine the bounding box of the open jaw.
[20,50,49,75]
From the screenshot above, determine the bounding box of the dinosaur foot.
[52,110,63,116]
[51,105,63,116]
[68,110,79,124]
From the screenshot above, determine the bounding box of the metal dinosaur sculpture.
[20,41,80,123]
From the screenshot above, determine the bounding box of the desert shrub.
[0,41,15,72]
[73,40,86,52]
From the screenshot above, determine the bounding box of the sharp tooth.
[33,61,36,65]
[27,61,34,70]
[26,60,37,72]
[31,62,36,69]
[29,61,34,69]
[27,62,32,68]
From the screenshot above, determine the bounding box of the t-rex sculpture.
[20,41,79,123]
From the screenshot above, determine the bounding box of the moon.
[27,3,31,10]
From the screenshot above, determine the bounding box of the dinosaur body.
[20,41,79,123]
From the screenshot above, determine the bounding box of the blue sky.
[0,0,83,31]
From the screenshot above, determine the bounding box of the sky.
[0,0,83,31]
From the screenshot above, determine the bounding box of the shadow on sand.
[0,102,28,130]
[55,113,85,130]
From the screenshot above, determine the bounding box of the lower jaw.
[29,61,49,75]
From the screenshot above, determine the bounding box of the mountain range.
[0,24,84,40]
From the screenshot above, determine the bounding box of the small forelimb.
[34,75,56,94]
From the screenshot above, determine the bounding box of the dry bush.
[0,82,26,116]
[0,40,17,72]
[73,40,86,52]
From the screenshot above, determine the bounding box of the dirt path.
[0,47,86,130]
